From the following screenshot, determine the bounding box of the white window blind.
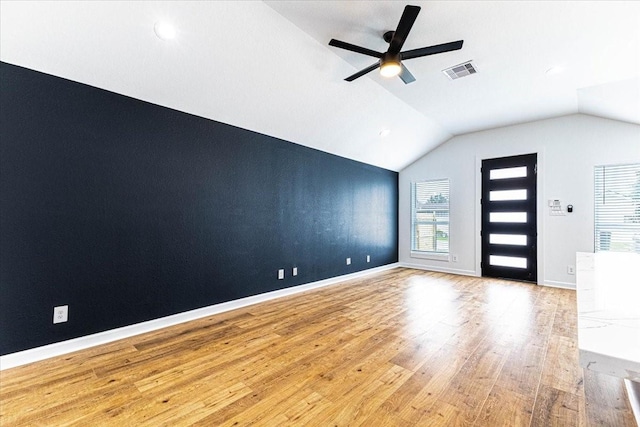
[411,179,449,254]
[594,163,640,253]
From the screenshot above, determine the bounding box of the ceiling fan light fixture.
[380,53,402,78]
[380,61,402,78]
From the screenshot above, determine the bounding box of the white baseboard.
[400,263,577,291]
[400,262,477,277]
[1,263,399,371]
[543,280,576,290]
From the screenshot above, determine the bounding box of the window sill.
[410,251,450,262]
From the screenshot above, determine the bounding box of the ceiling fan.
[328,5,463,84]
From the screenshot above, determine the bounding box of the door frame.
[474,150,545,285]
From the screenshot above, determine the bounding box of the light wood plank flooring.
[0,268,636,426]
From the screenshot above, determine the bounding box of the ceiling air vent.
[442,61,477,80]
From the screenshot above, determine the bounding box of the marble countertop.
[576,252,640,382]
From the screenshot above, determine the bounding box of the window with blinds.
[411,179,450,256]
[594,163,640,253]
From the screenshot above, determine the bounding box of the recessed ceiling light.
[545,66,564,76]
[154,21,176,41]
[379,128,391,138]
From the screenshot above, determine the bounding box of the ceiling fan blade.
[399,64,416,84]
[344,62,380,82]
[388,5,421,55]
[329,39,383,59]
[400,40,464,61]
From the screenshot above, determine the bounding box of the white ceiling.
[1,1,639,171]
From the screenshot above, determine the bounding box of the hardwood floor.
[0,268,636,426]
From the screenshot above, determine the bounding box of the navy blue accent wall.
[0,62,398,355]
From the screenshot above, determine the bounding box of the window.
[411,179,450,258]
[594,163,640,253]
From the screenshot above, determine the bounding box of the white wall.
[399,114,640,288]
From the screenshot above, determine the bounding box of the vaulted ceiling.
[1,1,638,171]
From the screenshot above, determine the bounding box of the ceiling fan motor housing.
[382,52,401,66]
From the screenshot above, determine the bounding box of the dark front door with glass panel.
[481,153,537,282]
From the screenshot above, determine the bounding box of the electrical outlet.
[567,265,575,275]
[366,255,370,263]
[53,305,68,324]
[278,269,285,280]
[292,267,298,276]
[346,257,351,265]
[452,254,459,262]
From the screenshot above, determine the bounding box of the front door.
[481,153,537,282]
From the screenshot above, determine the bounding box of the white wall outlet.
[567,265,575,275]
[292,267,298,276]
[366,255,370,263]
[278,269,285,280]
[346,257,351,265]
[53,305,68,324]
[451,254,459,262]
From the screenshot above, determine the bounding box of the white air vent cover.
[443,61,477,80]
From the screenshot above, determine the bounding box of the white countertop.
[577,252,640,382]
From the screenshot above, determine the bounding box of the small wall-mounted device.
[548,199,565,216]
[567,204,573,213]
